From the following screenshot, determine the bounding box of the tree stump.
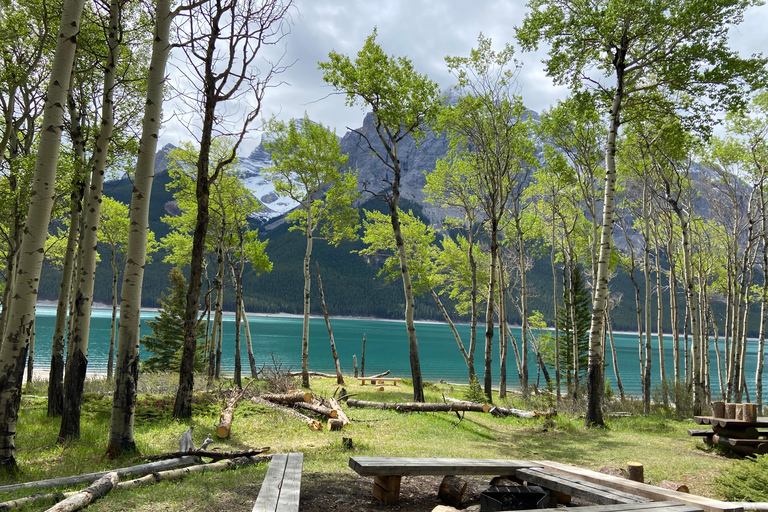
[627,462,644,483]
[438,475,467,508]
[711,401,725,418]
[342,437,354,450]
[726,403,737,419]
[328,419,345,431]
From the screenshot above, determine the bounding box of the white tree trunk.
[0,0,86,470]
[107,0,172,457]
[60,0,119,441]
[301,201,313,388]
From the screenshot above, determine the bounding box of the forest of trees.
[1,0,768,471]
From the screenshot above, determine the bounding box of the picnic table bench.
[252,453,303,512]
[358,377,402,386]
[348,457,734,512]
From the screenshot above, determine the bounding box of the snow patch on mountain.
[238,139,299,220]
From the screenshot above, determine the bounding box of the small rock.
[432,506,460,512]
[462,505,481,512]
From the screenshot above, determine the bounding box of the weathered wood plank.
[253,454,287,512]
[535,461,741,512]
[560,501,702,512]
[348,457,538,476]
[515,467,651,505]
[276,453,302,512]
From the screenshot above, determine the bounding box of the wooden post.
[353,355,358,378]
[725,403,737,419]
[627,462,644,483]
[742,403,758,424]
[711,401,725,418]
[361,333,366,378]
[372,475,401,504]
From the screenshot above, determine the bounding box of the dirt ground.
[297,473,491,511]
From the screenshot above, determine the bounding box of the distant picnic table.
[358,377,401,386]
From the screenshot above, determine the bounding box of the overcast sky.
[159,0,768,157]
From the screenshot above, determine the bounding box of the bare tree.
[171,0,292,418]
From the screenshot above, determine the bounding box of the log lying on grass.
[0,457,197,494]
[326,397,350,430]
[261,392,312,404]
[251,397,323,430]
[216,380,254,438]
[119,455,268,490]
[347,399,489,413]
[293,401,337,419]
[44,472,118,512]
[493,405,536,419]
[0,456,270,511]
[144,447,269,462]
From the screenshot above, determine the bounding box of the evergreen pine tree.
[556,265,590,387]
[142,268,206,372]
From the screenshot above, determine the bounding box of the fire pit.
[480,485,548,511]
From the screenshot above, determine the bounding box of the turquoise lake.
[25,305,768,398]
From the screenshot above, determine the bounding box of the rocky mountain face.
[233,113,453,227]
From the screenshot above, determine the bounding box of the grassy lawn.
[0,374,743,511]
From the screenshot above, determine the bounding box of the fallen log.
[491,406,536,419]
[289,371,338,379]
[261,392,312,404]
[0,456,197,494]
[293,401,337,419]
[366,370,391,379]
[144,447,269,462]
[119,455,268,490]
[346,399,488,413]
[216,380,255,438]
[1,456,273,510]
[0,492,68,511]
[445,397,491,413]
[251,397,323,430]
[44,472,118,512]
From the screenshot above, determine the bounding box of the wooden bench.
[348,456,537,504]
[561,502,703,512]
[535,460,741,512]
[358,377,402,386]
[513,467,652,505]
[252,453,303,512]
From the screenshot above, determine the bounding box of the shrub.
[715,455,768,501]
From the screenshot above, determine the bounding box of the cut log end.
[438,475,467,508]
[216,425,230,439]
[627,462,644,483]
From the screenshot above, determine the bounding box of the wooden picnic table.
[358,377,402,386]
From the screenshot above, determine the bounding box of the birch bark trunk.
[0,0,86,470]
[107,0,172,457]
[59,0,120,441]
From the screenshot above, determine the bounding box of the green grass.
[0,374,745,511]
